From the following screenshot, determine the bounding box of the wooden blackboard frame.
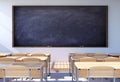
[12,6,108,47]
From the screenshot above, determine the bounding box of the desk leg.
[76,67,78,82]
[69,57,71,75]
[88,69,90,82]
[29,69,31,82]
[48,56,50,76]
[46,60,48,82]
[3,69,5,82]
[40,66,43,82]
[72,60,74,82]
[113,69,116,82]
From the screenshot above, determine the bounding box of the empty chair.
[30,53,47,56]
[69,53,88,60]
[23,58,44,79]
[80,57,96,62]
[0,69,3,79]
[88,66,116,82]
[94,53,108,59]
[22,58,40,63]
[69,53,88,74]
[87,53,95,57]
[12,53,27,56]
[94,53,108,62]
[104,57,119,62]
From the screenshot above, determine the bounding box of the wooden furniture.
[79,57,96,62]
[74,57,96,78]
[22,58,43,79]
[53,62,69,72]
[69,53,88,74]
[0,57,16,62]
[17,56,48,80]
[104,57,119,62]
[28,53,51,75]
[94,53,108,62]
[74,62,120,82]
[23,58,41,62]
[0,62,43,82]
[0,53,10,57]
[88,66,116,82]
[11,53,28,56]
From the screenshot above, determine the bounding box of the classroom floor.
[0,73,120,82]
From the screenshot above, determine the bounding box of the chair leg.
[113,69,116,82]
[88,69,90,82]
[101,78,103,82]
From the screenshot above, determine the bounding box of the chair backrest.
[94,53,108,59]
[23,58,40,63]
[30,53,47,56]
[5,65,29,78]
[87,53,95,57]
[0,58,15,63]
[89,66,115,78]
[12,53,27,56]
[70,53,88,59]
[80,57,96,62]
[104,57,119,62]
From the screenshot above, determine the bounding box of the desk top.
[0,62,42,69]
[17,56,48,61]
[4,56,21,59]
[0,53,11,57]
[75,62,120,69]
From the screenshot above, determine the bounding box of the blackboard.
[12,6,108,47]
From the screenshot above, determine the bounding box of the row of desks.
[0,55,50,82]
[74,62,120,82]
[0,62,43,82]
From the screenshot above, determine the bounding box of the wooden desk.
[28,53,51,75]
[74,62,120,82]
[16,56,48,61]
[0,53,11,57]
[4,56,21,59]
[16,56,49,80]
[0,62,43,82]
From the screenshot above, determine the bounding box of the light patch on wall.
[0,12,18,53]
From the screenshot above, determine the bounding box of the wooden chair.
[93,53,108,62]
[0,69,3,79]
[94,53,107,59]
[69,53,88,74]
[12,53,27,56]
[80,57,96,62]
[29,53,47,56]
[87,53,95,57]
[29,53,51,75]
[104,57,119,62]
[53,62,69,72]
[22,58,40,63]
[22,58,44,79]
[88,66,116,82]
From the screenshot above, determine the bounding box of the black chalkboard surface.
[13,6,108,47]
